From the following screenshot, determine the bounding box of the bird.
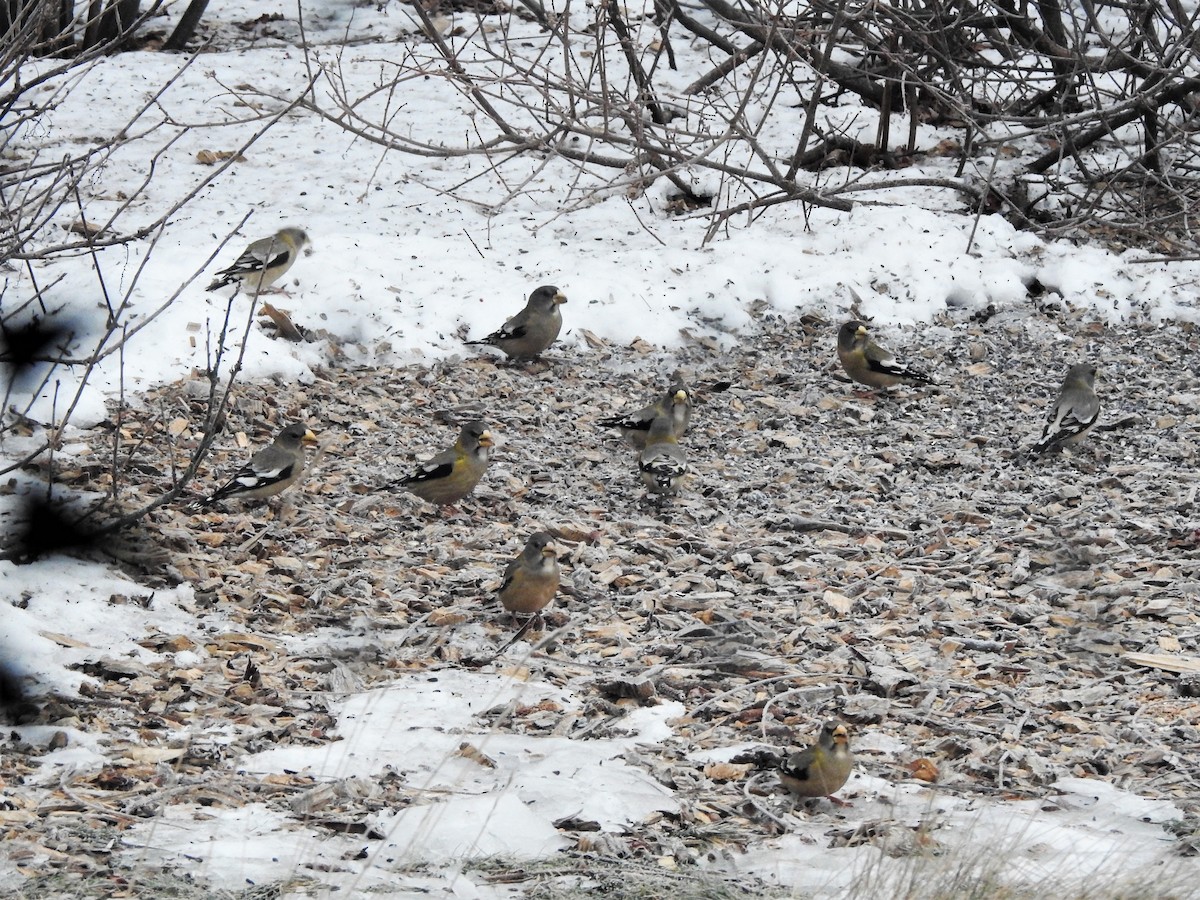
[836,320,933,390]
[188,423,318,510]
[206,227,309,293]
[598,379,693,449]
[464,286,567,361]
[393,420,494,506]
[778,720,855,805]
[1031,363,1100,454]
[497,532,561,620]
[638,414,688,498]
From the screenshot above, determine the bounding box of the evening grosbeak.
[778,720,855,805]
[1031,363,1100,454]
[497,531,560,618]
[206,227,309,293]
[837,320,933,389]
[465,286,567,361]
[638,414,688,497]
[188,422,318,510]
[599,379,692,449]
[394,420,494,506]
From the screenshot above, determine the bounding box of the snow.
[238,671,680,834]
[5,549,1194,895]
[0,558,199,693]
[112,667,679,888]
[3,0,1200,894]
[741,776,1187,895]
[12,1,1200,425]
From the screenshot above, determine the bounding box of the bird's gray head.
[820,720,850,747]
[279,227,309,249]
[1066,363,1097,385]
[461,420,494,449]
[526,531,556,558]
[528,286,567,310]
[277,422,318,447]
[838,320,868,350]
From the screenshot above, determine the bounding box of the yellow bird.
[778,720,855,805]
[599,379,692,449]
[206,227,309,294]
[394,420,493,506]
[837,320,933,389]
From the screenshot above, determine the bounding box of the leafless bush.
[0,3,310,560]
[0,0,162,57]
[294,0,1200,246]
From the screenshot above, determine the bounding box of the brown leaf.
[909,758,939,782]
[196,149,246,166]
[703,761,753,781]
[259,303,306,342]
[428,609,468,626]
[457,742,496,768]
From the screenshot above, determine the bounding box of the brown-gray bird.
[465,286,567,360]
[498,532,560,619]
[778,720,854,805]
[188,423,318,510]
[638,415,688,497]
[837,320,933,389]
[599,380,692,449]
[394,420,493,506]
[1031,363,1100,454]
[206,227,309,293]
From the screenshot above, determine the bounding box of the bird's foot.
[510,612,544,632]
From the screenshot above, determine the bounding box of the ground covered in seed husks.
[4,303,1200,898]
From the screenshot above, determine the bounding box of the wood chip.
[1124,652,1200,674]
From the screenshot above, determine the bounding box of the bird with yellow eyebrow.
[206,227,309,294]
[778,720,855,806]
[497,532,560,621]
[837,320,933,390]
[393,420,494,506]
[599,378,692,448]
[188,422,318,510]
[465,286,568,361]
[1031,363,1100,454]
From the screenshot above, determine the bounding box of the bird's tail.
[1028,433,1064,455]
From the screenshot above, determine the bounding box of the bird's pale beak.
[855,326,868,337]
[554,291,568,305]
[301,430,319,446]
[478,431,495,448]
[833,725,849,745]
[673,390,688,403]
[541,545,558,559]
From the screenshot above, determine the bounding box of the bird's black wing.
[400,459,453,486]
